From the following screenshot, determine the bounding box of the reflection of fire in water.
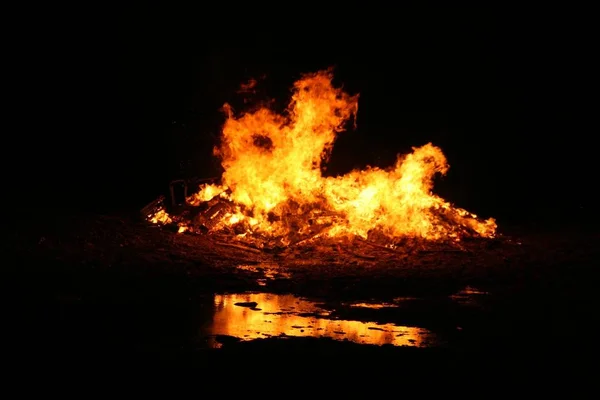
[149,69,496,246]
[203,293,439,348]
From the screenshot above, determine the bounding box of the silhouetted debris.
[150,202,487,256]
[234,302,258,308]
[195,200,232,229]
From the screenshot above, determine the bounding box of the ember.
[147,69,497,249]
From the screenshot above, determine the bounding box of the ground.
[5,210,599,379]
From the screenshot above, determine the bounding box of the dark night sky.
[13,5,595,226]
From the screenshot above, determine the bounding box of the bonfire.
[145,69,497,251]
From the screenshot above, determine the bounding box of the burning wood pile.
[143,70,497,255]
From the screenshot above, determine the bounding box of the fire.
[150,69,496,244]
[148,208,172,225]
[147,207,189,233]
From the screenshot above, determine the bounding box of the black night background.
[4,5,598,385]
[15,7,594,227]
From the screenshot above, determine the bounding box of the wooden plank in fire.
[192,199,234,231]
[140,195,165,220]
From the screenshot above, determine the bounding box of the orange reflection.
[236,263,291,286]
[204,293,438,348]
[450,286,490,307]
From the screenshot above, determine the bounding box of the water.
[200,292,442,348]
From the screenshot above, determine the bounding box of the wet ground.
[4,212,599,379]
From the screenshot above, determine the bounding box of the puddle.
[201,293,440,348]
[236,263,291,286]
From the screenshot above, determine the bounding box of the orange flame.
[148,208,172,225]
[182,69,496,242]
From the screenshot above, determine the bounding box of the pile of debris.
[142,185,345,250]
[142,178,495,254]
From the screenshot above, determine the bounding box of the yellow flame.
[187,69,495,241]
[148,208,172,225]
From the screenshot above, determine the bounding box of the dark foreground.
[4,211,599,382]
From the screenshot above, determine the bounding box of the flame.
[148,208,172,225]
[147,207,189,233]
[183,69,496,242]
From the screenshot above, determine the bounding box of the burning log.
[140,195,166,221]
[193,199,234,232]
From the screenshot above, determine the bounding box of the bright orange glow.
[204,293,437,347]
[148,208,172,225]
[149,69,496,244]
